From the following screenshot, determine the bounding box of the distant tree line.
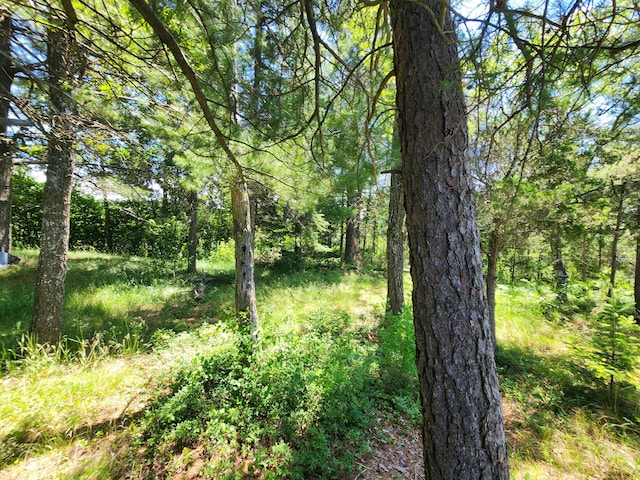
[11,169,391,268]
[11,169,232,259]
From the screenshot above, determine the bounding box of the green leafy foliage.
[375,310,420,420]
[10,171,233,260]
[141,314,382,479]
[578,297,640,396]
[1,253,639,478]
[10,171,44,248]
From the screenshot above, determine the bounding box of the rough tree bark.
[390,1,509,478]
[386,170,405,315]
[232,181,258,340]
[0,7,15,255]
[29,21,75,344]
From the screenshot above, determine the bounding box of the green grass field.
[0,250,638,479]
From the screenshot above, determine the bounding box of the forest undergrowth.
[0,250,638,479]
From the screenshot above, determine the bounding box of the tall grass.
[1,252,417,478]
[0,252,638,479]
[495,282,640,479]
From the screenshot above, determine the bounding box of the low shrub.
[141,314,380,479]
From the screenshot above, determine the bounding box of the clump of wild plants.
[577,295,640,407]
[140,314,378,479]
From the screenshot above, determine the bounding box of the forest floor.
[1,250,639,479]
[351,420,424,480]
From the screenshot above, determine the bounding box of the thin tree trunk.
[486,228,500,350]
[598,235,604,273]
[0,8,15,255]
[550,235,568,301]
[608,183,625,297]
[386,170,405,315]
[362,188,372,259]
[344,195,361,267]
[187,190,198,274]
[634,190,640,324]
[391,2,509,478]
[232,181,258,340]
[30,22,75,345]
[371,201,378,256]
[102,186,113,252]
[339,193,345,260]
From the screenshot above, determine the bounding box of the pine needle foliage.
[578,296,640,405]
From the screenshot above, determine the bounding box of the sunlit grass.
[495,282,640,479]
[495,283,571,352]
[1,357,144,439]
[0,433,130,480]
[257,271,386,337]
[0,354,153,477]
[509,410,640,479]
[0,323,242,478]
[1,253,638,479]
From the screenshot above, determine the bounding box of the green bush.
[141,314,379,478]
[376,310,420,420]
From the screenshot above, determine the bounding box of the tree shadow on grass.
[0,253,396,478]
[0,254,232,354]
[0,397,145,473]
[0,253,350,354]
[496,343,640,462]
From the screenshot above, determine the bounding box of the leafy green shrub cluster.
[10,170,233,259]
[540,281,599,323]
[376,310,420,420]
[141,314,384,479]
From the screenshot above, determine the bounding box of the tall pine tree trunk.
[232,181,258,340]
[580,234,588,282]
[391,1,509,478]
[608,183,625,297]
[339,192,345,259]
[0,7,15,255]
[30,21,75,345]
[386,170,405,315]
[550,235,568,301]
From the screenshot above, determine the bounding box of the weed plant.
[140,306,420,479]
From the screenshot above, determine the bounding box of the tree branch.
[127,0,245,180]
[303,0,324,160]
[0,117,35,127]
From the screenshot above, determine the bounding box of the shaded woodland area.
[1,0,640,479]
